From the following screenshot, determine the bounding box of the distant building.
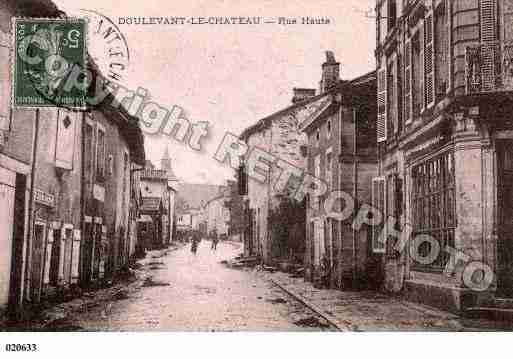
[204,187,230,239]
[138,148,178,249]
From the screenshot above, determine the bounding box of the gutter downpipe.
[352,108,358,287]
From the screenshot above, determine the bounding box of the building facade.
[205,190,230,239]
[138,149,178,249]
[239,70,334,263]
[302,65,378,289]
[374,0,513,311]
[0,0,147,316]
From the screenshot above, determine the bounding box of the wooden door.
[30,222,46,302]
[497,140,513,296]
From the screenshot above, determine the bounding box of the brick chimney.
[319,51,340,93]
[292,88,316,103]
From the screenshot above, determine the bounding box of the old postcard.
[0,0,512,355]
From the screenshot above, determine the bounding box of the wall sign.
[35,189,55,207]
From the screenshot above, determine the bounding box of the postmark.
[12,17,87,109]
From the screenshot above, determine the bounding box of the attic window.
[327,120,331,138]
[316,129,320,144]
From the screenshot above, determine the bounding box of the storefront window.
[411,151,455,270]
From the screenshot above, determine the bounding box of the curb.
[270,279,355,331]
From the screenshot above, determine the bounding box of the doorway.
[497,140,513,296]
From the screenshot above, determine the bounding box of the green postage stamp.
[12,17,87,108]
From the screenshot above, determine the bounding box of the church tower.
[161,146,177,181]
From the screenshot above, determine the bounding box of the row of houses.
[0,0,177,318]
[176,183,238,241]
[237,0,513,313]
[138,149,179,250]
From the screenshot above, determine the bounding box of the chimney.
[292,88,316,103]
[319,51,340,93]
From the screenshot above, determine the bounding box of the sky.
[54,0,376,185]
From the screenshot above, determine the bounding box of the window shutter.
[424,13,435,107]
[393,55,399,134]
[43,229,54,285]
[71,230,81,284]
[377,66,387,143]
[55,110,76,170]
[0,30,11,135]
[372,177,386,253]
[480,0,498,91]
[404,40,412,124]
[419,23,425,111]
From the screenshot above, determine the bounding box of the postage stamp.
[12,17,87,109]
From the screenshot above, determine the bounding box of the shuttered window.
[377,66,387,142]
[386,174,403,258]
[480,0,498,91]
[412,32,422,118]
[387,59,396,136]
[424,13,435,107]
[372,177,386,253]
[404,40,412,124]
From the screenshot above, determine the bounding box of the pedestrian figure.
[211,236,218,251]
[190,231,200,255]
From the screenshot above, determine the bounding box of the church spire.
[161,146,178,181]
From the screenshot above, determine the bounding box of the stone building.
[0,0,147,315]
[239,52,354,264]
[374,0,513,312]
[0,0,71,314]
[138,149,178,249]
[301,64,378,289]
[204,187,230,239]
[82,104,145,284]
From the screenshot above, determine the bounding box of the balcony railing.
[140,169,168,180]
[465,42,513,95]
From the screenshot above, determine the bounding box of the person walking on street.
[190,232,199,255]
[211,236,218,251]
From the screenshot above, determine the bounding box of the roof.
[239,92,327,140]
[301,70,376,132]
[96,94,146,166]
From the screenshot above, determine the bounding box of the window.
[387,0,397,31]
[435,2,449,98]
[326,150,333,190]
[316,129,320,144]
[107,154,114,176]
[404,40,412,124]
[411,151,455,271]
[387,60,396,136]
[327,120,331,139]
[96,128,106,181]
[372,177,386,253]
[377,1,387,44]
[84,123,94,176]
[386,174,403,258]
[314,155,321,210]
[412,32,422,118]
